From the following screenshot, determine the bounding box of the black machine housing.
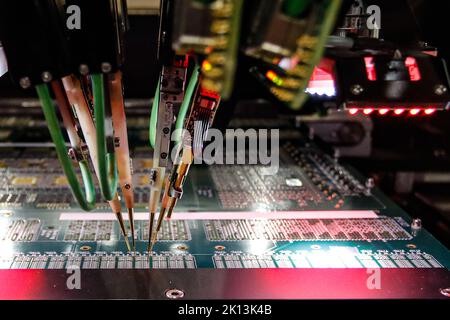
[0,0,128,88]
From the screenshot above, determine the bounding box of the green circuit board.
[0,141,449,270]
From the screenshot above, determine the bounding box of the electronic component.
[172,0,243,98]
[213,250,443,269]
[335,52,450,112]
[246,0,343,109]
[0,137,448,299]
[149,86,220,249]
[6,253,197,270]
[204,218,412,241]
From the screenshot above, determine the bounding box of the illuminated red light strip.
[349,108,359,115]
[348,107,437,116]
[363,108,374,115]
[364,57,377,81]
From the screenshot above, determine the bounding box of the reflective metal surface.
[0,269,448,300]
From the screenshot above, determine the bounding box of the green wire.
[36,84,95,211]
[91,74,119,201]
[174,67,199,143]
[149,78,160,148]
[149,66,200,147]
[282,0,311,18]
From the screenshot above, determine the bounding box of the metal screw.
[165,288,184,299]
[365,178,375,189]
[67,148,77,161]
[101,62,112,73]
[124,184,131,190]
[114,137,120,147]
[160,152,168,159]
[79,64,89,75]
[351,84,364,95]
[162,127,170,134]
[19,77,31,89]
[434,85,448,96]
[41,71,52,83]
[411,218,422,230]
[439,288,450,297]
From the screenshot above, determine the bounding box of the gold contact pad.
[54,176,68,186]
[11,176,38,185]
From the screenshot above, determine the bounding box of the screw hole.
[165,288,185,299]
[439,288,450,297]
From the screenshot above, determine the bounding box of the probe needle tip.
[147,212,155,252]
[167,206,174,219]
[128,207,136,250]
[149,233,157,252]
[115,211,132,252]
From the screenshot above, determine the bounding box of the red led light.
[364,57,377,81]
[266,70,277,81]
[348,108,359,115]
[306,58,336,96]
[378,108,389,115]
[424,108,436,115]
[405,57,421,81]
[409,108,421,115]
[394,109,405,115]
[363,108,374,115]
